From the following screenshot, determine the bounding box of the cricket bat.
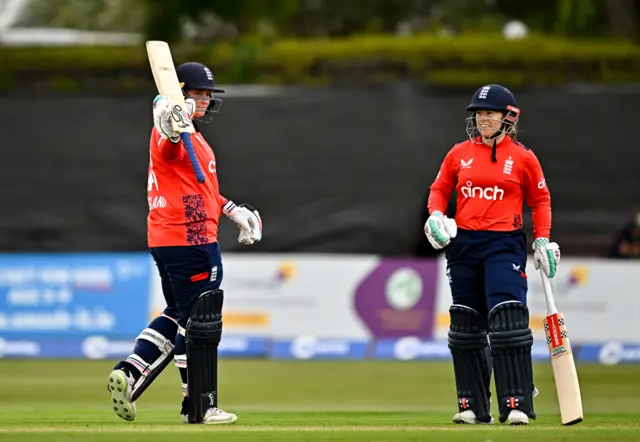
[539,268,584,425]
[146,40,205,183]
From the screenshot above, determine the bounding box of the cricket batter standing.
[107,62,262,425]
[425,85,561,425]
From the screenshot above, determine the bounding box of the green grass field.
[0,359,638,441]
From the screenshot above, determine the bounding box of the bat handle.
[539,267,558,315]
[180,132,206,183]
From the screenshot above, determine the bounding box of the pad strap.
[137,327,175,356]
[130,314,178,401]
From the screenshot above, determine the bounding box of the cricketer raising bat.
[539,268,584,425]
[146,40,205,183]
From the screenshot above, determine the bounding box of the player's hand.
[223,201,262,245]
[152,95,196,143]
[237,204,262,245]
[424,211,457,249]
[533,238,560,278]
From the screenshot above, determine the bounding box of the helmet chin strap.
[481,123,507,163]
[491,139,498,163]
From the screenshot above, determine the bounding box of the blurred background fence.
[0,0,639,363]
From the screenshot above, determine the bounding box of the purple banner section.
[353,258,439,339]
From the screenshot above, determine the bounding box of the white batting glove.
[238,204,262,244]
[223,201,262,245]
[424,211,457,249]
[152,95,196,143]
[533,238,561,278]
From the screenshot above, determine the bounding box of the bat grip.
[539,268,558,315]
[180,132,206,183]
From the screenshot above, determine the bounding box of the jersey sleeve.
[523,150,551,238]
[152,128,183,161]
[428,147,457,215]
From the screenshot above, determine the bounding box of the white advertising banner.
[150,254,441,340]
[434,257,640,343]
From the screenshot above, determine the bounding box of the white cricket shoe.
[181,407,238,425]
[107,369,136,421]
[452,410,494,424]
[507,409,529,425]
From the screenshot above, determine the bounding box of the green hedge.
[2,34,639,91]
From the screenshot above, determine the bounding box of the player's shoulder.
[191,130,213,150]
[509,138,537,160]
[448,139,475,155]
[510,138,531,151]
[454,139,475,149]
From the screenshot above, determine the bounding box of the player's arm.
[154,132,183,161]
[424,148,458,249]
[523,150,551,238]
[523,150,560,278]
[428,148,457,215]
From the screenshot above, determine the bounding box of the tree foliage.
[17,0,144,32]
[13,0,640,43]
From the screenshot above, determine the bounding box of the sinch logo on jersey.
[460,181,505,201]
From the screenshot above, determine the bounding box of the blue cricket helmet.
[467,84,517,113]
[465,84,521,162]
[176,62,224,116]
[177,62,225,93]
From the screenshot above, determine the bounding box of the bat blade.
[541,270,584,426]
[146,40,205,183]
[544,313,584,425]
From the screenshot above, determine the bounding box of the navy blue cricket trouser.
[445,229,528,319]
[150,242,223,328]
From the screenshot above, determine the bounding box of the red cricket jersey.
[428,136,551,239]
[147,127,229,247]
